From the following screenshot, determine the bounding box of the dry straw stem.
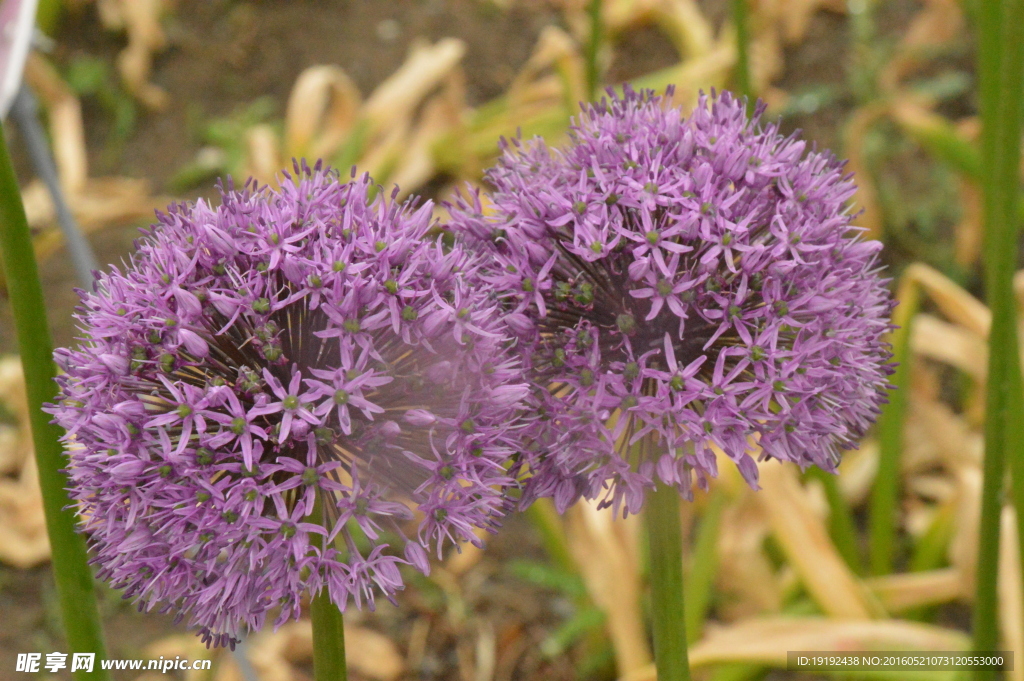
[0,357,28,475]
[904,399,981,473]
[836,439,879,506]
[955,176,983,268]
[507,26,586,114]
[243,39,467,195]
[620,617,969,680]
[284,66,362,162]
[443,525,489,576]
[243,124,281,189]
[22,54,87,194]
[0,357,50,568]
[215,0,756,197]
[895,263,1024,493]
[887,99,984,265]
[15,54,165,253]
[389,80,465,193]
[451,0,738,175]
[95,0,169,109]
[911,314,987,381]
[904,263,992,336]
[838,0,974,248]
[897,369,980,594]
[652,0,715,60]
[565,498,652,677]
[752,0,846,44]
[844,101,890,240]
[1011,269,1024,313]
[948,466,983,597]
[552,0,660,43]
[362,38,466,136]
[756,463,885,619]
[998,507,1024,681]
[886,262,997,601]
[0,451,49,568]
[715,484,784,620]
[865,569,964,613]
[877,0,963,93]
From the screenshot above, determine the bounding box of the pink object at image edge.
[0,0,38,118]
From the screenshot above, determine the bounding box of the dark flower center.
[535,232,727,377]
[146,274,469,514]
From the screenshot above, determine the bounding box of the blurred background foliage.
[0,1,1019,680]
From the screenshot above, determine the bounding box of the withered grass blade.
[566,500,652,676]
[866,569,964,613]
[757,463,883,619]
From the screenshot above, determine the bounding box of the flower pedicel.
[49,163,529,647]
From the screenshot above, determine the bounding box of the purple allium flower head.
[48,162,529,647]
[449,88,895,516]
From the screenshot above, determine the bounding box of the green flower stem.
[309,493,347,681]
[585,0,603,100]
[0,122,110,679]
[974,0,1024,673]
[730,0,752,107]
[646,482,691,681]
[311,590,347,681]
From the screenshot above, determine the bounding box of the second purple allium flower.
[451,88,895,515]
[49,163,528,646]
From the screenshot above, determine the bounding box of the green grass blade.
[526,498,578,576]
[708,663,767,681]
[808,467,864,574]
[585,0,603,100]
[685,489,726,643]
[869,276,921,575]
[973,0,1024,674]
[0,122,110,679]
[911,502,956,573]
[905,502,956,622]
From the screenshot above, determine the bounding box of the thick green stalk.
[974,0,1024,674]
[0,123,109,679]
[309,493,347,681]
[585,0,603,100]
[730,0,752,108]
[311,590,348,681]
[646,483,691,681]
